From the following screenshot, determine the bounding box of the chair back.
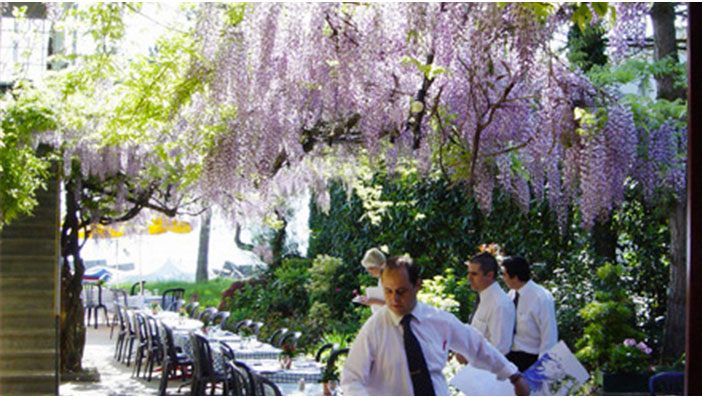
[649,371,684,395]
[145,315,162,352]
[211,311,231,328]
[315,342,339,363]
[83,282,103,307]
[220,342,236,361]
[112,288,128,307]
[225,361,248,396]
[133,312,149,344]
[115,304,127,332]
[190,332,216,378]
[185,301,200,318]
[267,328,288,347]
[326,347,350,381]
[248,321,264,337]
[161,322,179,364]
[258,374,282,396]
[198,307,218,324]
[232,360,258,396]
[279,331,302,349]
[234,319,252,333]
[130,280,146,295]
[161,288,185,311]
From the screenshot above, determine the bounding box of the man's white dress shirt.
[341,302,518,395]
[470,281,515,354]
[508,280,558,356]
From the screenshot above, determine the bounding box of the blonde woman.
[354,248,386,313]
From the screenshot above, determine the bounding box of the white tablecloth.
[127,295,162,309]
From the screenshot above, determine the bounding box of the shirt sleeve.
[340,323,373,395]
[446,313,517,380]
[489,299,515,355]
[537,294,558,355]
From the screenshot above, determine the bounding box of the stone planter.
[602,371,653,393]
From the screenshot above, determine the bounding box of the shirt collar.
[388,302,425,327]
[516,279,535,292]
[479,281,500,298]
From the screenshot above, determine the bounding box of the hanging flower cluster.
[187,3,651,231]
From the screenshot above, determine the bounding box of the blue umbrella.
[83,267,113,283]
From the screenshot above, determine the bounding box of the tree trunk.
[650,2,687,361]
[663,200,687,360]
[650,3,687,101]
[59,183,86,374]
[196,209,211,283]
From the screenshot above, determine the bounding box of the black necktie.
[468,294,481,323]
[401,315,436,396]
[513,292,520,334]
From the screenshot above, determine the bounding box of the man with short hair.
[341,255,529,396]
[465,252,515,354]
[502,255,558,372]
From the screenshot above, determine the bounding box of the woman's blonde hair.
[361,248,386,269]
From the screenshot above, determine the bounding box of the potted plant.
[279,343,296,369]
[601,338,654,393]
[178,307,186,324]
[319,364,340,396]
[150,302,162,315]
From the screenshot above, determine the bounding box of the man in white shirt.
[502,255,559,372]
[341,255,529,396]
[465,252,515,354]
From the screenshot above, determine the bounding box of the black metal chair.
[161,288,185,312]
[143,315,164,381]
[220,342,236,361]
[326,347,350,385]
[110,289,128,338]
[315,342,339,363]
[649,372,684,395]
[211,311,231,328]
[185,301,200,318]
[158,322,193,395]
[257,374,282,396]
[190,332,229,395]
[278,331,302,349]
[113,304,129,361]
[233,319,252,333]
[231,360,258,396]
[198,307,218,325]
[84,282,110,329]
[224,361,248,396]
[122,310,138,366]
[131,312,150,378]
[267,328,288,347]
[247,321,264,338]
[130,280,147,295]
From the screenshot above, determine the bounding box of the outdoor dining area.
[82,283,345,396]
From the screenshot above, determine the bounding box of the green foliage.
[417,271,461,315]
[567,22,608,72]
[113,278,232,308]
[575,263,645,371]
[606,339,653,373]
[612,188,670,348]
[270,259,311,316]
[0,88,56,227]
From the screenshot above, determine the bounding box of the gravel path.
[60,320,188,396]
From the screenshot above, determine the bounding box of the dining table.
[147,318,325,394]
